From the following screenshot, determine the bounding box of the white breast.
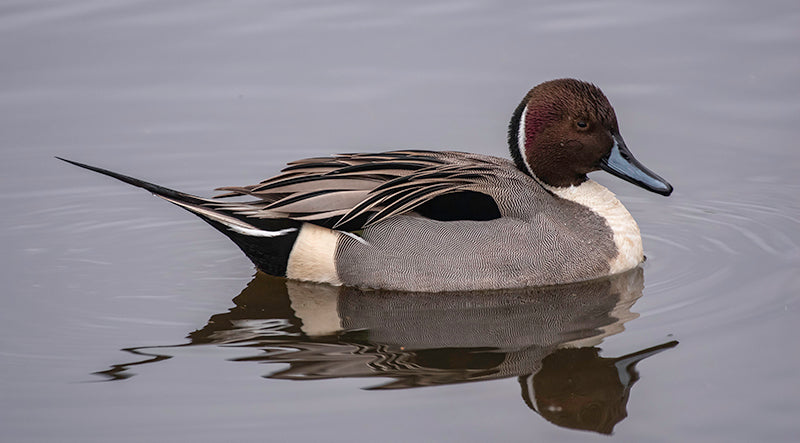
[545,179,644,274]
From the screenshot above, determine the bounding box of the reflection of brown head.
[519,341,677,435]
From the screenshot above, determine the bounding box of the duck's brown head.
[508,79,672,196]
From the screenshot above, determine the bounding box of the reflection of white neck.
[543,179,644,274]
[560,268,643,349]
[524,374,540,412]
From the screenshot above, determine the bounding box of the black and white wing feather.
[214,150,513,230]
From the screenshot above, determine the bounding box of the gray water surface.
[2,1,799,442]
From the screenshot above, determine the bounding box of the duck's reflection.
[97,267,676,435]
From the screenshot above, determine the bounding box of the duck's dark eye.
[576,121,588,129]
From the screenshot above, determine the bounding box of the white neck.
[543,179,644,274]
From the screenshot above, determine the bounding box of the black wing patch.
[415,190,501,222]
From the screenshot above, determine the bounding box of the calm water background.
[2,1,799,441]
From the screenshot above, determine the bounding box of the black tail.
[57,157,301,276]
[56,157,208,206]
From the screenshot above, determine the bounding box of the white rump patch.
[286,223,343,285]
[545,180,644,273]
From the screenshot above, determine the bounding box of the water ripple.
[638,183,799,334]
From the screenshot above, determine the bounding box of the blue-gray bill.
[599,135,673,196]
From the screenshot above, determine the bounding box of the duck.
[59,78,672,292]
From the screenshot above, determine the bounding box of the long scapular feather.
[264,190,371,213]
[364,184,465,227]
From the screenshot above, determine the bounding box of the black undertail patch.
[199,216,301,277]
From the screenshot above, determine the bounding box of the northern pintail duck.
[60,79,672,292]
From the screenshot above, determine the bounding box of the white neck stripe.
[517,104,535,176]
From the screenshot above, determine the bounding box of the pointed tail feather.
[56,157,208,206]
[57,157,302,276]
[56,156,268,229]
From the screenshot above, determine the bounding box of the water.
[2,1,799,441]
